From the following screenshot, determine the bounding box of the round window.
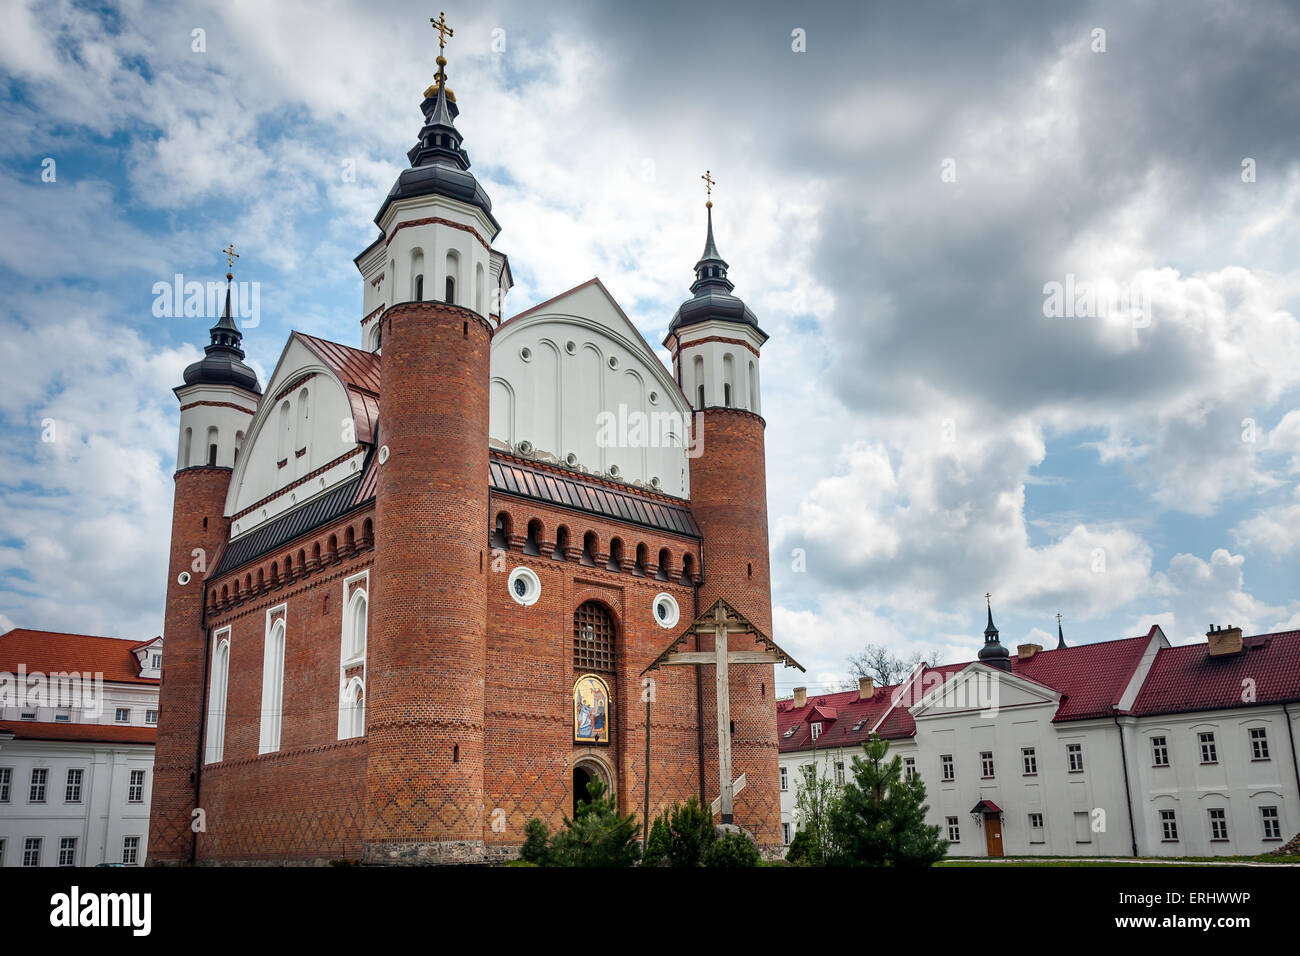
[652,592,680,629]
[507,567,541,607]
[177,571,192,586]
[378,444,390,464]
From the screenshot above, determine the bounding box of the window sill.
[1200,762,1218,766]
[1262,838,1282,843]
[1029,840,1045,844]
[1161,839,1179,843]
[1022,773,1037,777]
[1209,839,1229,843]
[1250,757,1271,762]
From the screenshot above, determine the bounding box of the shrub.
[520,818,551,865]
[703,830,761,867]
[545,776,641,867]
[642,814,672,867]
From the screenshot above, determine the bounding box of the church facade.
[147,51,781,864]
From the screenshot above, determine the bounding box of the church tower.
[149,261,260,862]
[364,35,500,863]
[665,185,780,848]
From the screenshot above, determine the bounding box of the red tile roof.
[0,721,156,745]
[1009,633,1152,721]
[294,332,380,445]
[1131,630,1300,716]
[0,629,156,685]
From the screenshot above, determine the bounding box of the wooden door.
[984,815,1003,857]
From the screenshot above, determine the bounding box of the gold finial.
[701,169,716,208]
[221,242,239,280]
[430,10,454,51]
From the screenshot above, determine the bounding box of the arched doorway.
[572,756,613,818]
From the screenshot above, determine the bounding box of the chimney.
[1017,643,1043,660]
[793,687,807,709]
[1206,624,1243,657]
[858,676,875,700]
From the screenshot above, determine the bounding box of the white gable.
[225,337,366,535]
[491,280,693,498]
[910,664,1061,720]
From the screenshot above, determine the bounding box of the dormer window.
[811,722,822,741]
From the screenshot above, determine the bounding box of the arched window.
[723,353,735,408]
[205,634,231,764]
[573,601,616,673]
[180,427,192,469]
[748,360,757,410]
[492,512,512,550]
[346,590,368,661]
[524,519,543,556]
[553,525,570,561]
[410,248,424,301]
[476,262,486,315]
[234,430,245,466]
[606,537,624,572]
[634,543,648,577]
[680,553,695,586]
[340,677,365,740]
[278,401,291,459]
[581,531,598,567]
[656,548,671,582]
[445,249,460,304]
[259,619,285,754]
[693,355,705,410]
[206,426,219,466]
[296,388,310,460]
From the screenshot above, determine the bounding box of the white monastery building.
[778,607,1300,858]
[0,628,160,867]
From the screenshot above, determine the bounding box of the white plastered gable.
[909,663,1062,720]
[224,335,365,534]
[490,279,693,498]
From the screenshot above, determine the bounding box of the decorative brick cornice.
[273,372,319,404]
[201,736,366,772]
[669,334,762,359]
[383,300,495,339]
[360,305,384,327]
[175,464,233,477]
[207,553,375,625]
[179,401,257,414]
[700,405,767,427]
[387,215,492,253]
[231,446,367,520]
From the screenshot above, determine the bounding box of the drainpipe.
[191,603,214,865]
[1114,713,1138,858]
[693,551,705,806]
[1284,702,1300,804]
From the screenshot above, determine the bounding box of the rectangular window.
[0,839,4,865]
[1249,727,1270,760]
[1021,747,1037,775]
[941,754,954,781]
[980,751,995,778]
[1073,810,1092,844]
[1151,735,1169,767]
[1161,809,1179,841]
[801,764,814,786]
[64,768,83,803]
[1066,743,1084,772]
[29,767,47,803]
[22,837,41,867]
[151,654,161,669]
[779,766,788,792]
[146,710,159,725]
[20,711,35,721]
[1261,806,1281,840]
[946,817,960,842]
[810,722,822,741]
[1199,731,1217,764]
[0,767,10,803]
[115,707,130,723]
[122,836,140,865]
[128,769,146,804]
[1208,808,1228,841]
[58,837,77,867]
[782,823,791,845]
[834,761,845,785]
[1029,812,1045,843]
[54,711,71,722]
[903,756,916,780]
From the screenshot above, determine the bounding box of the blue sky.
[1,0,1298,695]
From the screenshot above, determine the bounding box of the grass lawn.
[938,853,1297,867]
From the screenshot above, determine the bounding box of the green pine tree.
[546,776,642,867]
[827,733,948,867]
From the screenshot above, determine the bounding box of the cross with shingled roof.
[643,597,803,825]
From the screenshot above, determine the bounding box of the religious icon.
[573,674,611,745]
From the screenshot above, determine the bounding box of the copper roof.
[294,332,380,444]
[490,453,700,538]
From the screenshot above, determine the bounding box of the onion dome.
[375,56,496,228]
[668,201,764,337]
[182,274,261,394]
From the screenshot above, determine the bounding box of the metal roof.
[214,476,365,577]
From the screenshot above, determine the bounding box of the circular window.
[177,571,192,586]
[508,567,541,607]
[649,390,659,404]
[378,444,390,464]
[608,464,620,478]
[519,346,533,362]
[607,355,619,369]
[517,440,534,456]
[650,476,661,489]
[652,592,680,629]
[565,340,577,354]
[565,452,578,466]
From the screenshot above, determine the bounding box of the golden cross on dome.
[221,242,239,277]
[701,169,716,206]
[430,11,454,51]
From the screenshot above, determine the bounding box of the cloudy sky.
[2,0,1299,694]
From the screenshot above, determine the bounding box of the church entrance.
[571,757,612,818]
[573,766,595,818]
[983,815,1004,857]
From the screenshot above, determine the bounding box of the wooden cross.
[701,169,716,201]
[642,597,803,825]
[430,11,454,50]
[221,242,239,272]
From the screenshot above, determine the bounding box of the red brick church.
[148,40,785,864]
